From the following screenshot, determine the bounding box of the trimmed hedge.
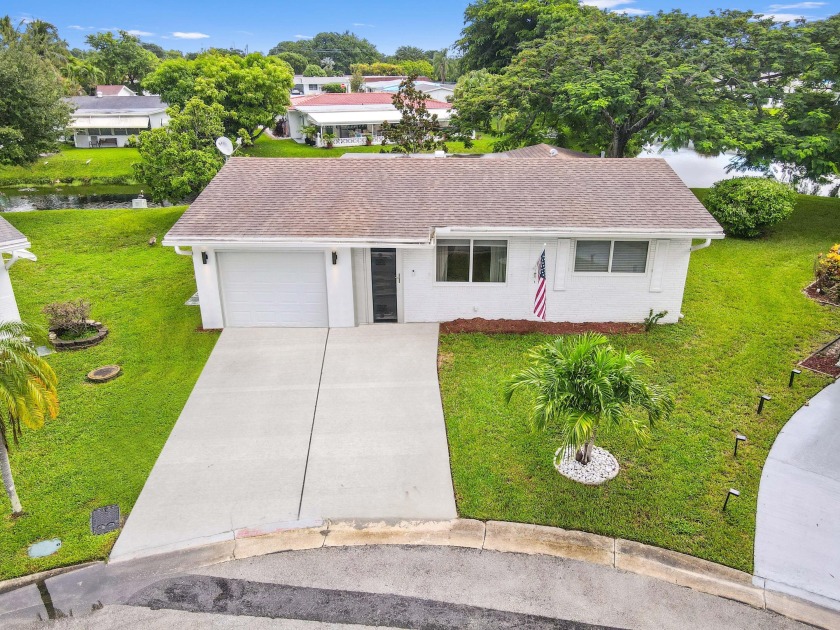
[705,177,797,238]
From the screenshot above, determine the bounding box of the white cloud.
[760,12,809,20]
[352,22,375,27]
[581,0,649,14]
[126,29,154,37]
[768,2,825,8]
[294,34,312,40]
[172,31,210,39]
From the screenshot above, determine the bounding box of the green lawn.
[242,134,499,158]
[439,193,840,573]
[0,208,217,580]
[0,147,139,187]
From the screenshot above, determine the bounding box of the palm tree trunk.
[576,430,598,466]
[0,440,22,515]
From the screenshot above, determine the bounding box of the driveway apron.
[755,379,840,609]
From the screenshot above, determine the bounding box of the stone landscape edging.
[5,519,838,629]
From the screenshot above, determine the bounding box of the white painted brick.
[402,238,693,324]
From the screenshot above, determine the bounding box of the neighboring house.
[65,95,169,148]
[0,217,36,322]
[292,76,351,95]
[163,157,724,329]
[95,84,137,97]
[287,93,453,147]
[370,80,455,102]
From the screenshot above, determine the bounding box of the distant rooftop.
[66,95,167,114]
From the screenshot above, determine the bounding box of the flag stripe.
[533,248,547,321]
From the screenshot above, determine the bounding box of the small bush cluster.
[704,177,797,238]
[815,244,840,302]
[43,299,91,335]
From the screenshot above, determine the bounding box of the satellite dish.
[215,137,235,156]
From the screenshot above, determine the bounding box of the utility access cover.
[90,504,120,535]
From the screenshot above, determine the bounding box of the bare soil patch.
[440,318,644,335]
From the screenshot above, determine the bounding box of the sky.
[7,0,839,55]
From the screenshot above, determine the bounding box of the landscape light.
[201,252,209,265]
[789,369,801,388]
[723,488,740,511]
[734,434,747,457]
[332,250,338,265]
[757,394,771,414]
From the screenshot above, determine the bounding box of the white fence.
[318,136,385,147]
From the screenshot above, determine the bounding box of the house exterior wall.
[401,237,692,324]
[288,111,306,142]
[0,266,21,322]
[71,112,169,148]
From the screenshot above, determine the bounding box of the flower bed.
[49,320,108,351]
[800,336,840,378]
[440,318,644,335]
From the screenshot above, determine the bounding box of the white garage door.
[219,251,328,327]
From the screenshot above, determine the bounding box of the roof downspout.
[173,245,193,256]
[5,249,37,270]
[690,238,712,252]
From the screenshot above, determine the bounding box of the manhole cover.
[90,505,120,535]
[86,365,121,383]
[28,539,61,558]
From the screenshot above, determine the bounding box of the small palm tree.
[0,321,58,516]
[505,333,673,466]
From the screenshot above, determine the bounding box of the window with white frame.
[574,240,649,274]
[436,239,507,283]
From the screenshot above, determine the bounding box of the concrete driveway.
[755,379,840,610]
[111,325,456,561]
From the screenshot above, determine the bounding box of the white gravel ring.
[553,446,620,485]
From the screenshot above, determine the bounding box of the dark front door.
[371,248,398,323]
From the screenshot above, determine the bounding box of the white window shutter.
[554,239,570,291]
[649,240,669,293]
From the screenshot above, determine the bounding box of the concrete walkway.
[110,325,455,561]
[755,379,840,610]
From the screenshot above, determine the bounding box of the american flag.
[534,247,547,320]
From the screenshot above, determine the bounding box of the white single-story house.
[369,80,455,102]
[65,95,169,148]
[291,75,351,96]
[0,218,36,322]
[163,157,724,329]
[287,93,453,147]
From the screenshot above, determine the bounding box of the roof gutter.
[434,227,726,240]
[690,238,713,252]
[162,236,434,249]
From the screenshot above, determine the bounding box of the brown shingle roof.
[496,143,597,159]
[0,216,29,250]
[165,157,723,244]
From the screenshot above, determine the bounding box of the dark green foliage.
[274,51,309,74]
[269,32,381,74]
[321,82,345,93]
[705,177,798,238]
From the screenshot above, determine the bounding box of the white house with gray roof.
[0,217,36,322]
[65,95,169,148]
[164,155,723,329]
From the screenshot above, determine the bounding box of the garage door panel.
[219,252,329,327]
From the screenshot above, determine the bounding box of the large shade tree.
[454,10,813,158]
[0,321,59,516]
[505,333,673,466]
[269,31,381,74]
[85,30,159,89]
[143,52,294,141]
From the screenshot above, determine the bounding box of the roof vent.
[434,150,446,158]
[549,148,559,157]
[96,91,103,98]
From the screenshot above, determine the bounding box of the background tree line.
[451,0,840,190]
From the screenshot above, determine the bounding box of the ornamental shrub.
[815,244,840,298]
[43,299,91,335]
[704,177,797,238]
[321,82,345,93]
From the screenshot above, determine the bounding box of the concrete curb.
[5,519,837,629]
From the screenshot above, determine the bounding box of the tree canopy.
[0,41,70,165]
[269,31,381,74]
[133,98,226,202]
[85,30,159,89]
[143,52,294,142]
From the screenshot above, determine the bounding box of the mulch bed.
[439,318,644,335]
[800,336,840,378]
[804,281,840,307]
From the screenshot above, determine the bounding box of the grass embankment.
[439,193,840,573]
[242,135,499,157]
[0,208,218,580]
[0,147,139,187]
